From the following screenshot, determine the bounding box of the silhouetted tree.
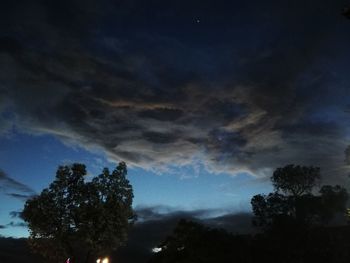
[250,165,350,263]
[318,185,349,224]
[149,219,250,263]
[251,165,348,229]
[272,165,320,197]
[22,162,135,263]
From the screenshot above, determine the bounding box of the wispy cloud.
[0,170,36,200]
[6,222,27,228]
[5,193,35,201]
[9,211,22,219]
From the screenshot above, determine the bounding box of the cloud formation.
[9,211,22,219]
[137,206,254,234]
[0,0,350,182]
[135,206,253,233]
[0,170,36,200]
[5,193,35,202]
[6,222,27,228]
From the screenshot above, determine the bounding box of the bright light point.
[177,246,185,251]
[97,257,109,263]
[152,247,162,253]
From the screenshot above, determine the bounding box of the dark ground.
[0,212,253,262]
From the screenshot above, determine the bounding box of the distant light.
[152,247,162,253]
[177,246,185,251]
[96,257,109,263]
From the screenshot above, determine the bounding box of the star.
[196,18,201,23]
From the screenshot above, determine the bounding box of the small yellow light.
[96,259,101,263]
[102,257,109,263]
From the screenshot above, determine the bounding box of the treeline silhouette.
[149,165,350,263]
[149,219,350,263]
[1,164,349,263]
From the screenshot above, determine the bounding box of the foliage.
[251,192,291,228]
[318,185,349,223]
[272,165,320,197]
[21,162,135,263]
[149,219,250,263]
[149,218,350,263]
[251,164,348,230]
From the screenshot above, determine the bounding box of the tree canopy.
[251,164,348,230]
[149,163,350,263]
[21,162,135,263]
[149,219,250,263]
[271,164,320,197]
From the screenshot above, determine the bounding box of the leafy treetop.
[272,164,320,197]
[22,162,135,263]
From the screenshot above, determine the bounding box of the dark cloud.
[138,108,184,121]
[135,206,253,234]
[9,211,22,219]
[5,193,34,201]
[0,171,36,198]
[0,0,350,183]
[136,205,213,222]
[6,222,27,228]
[0,170,36,203]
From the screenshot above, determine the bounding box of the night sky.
[1,0,350,238]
